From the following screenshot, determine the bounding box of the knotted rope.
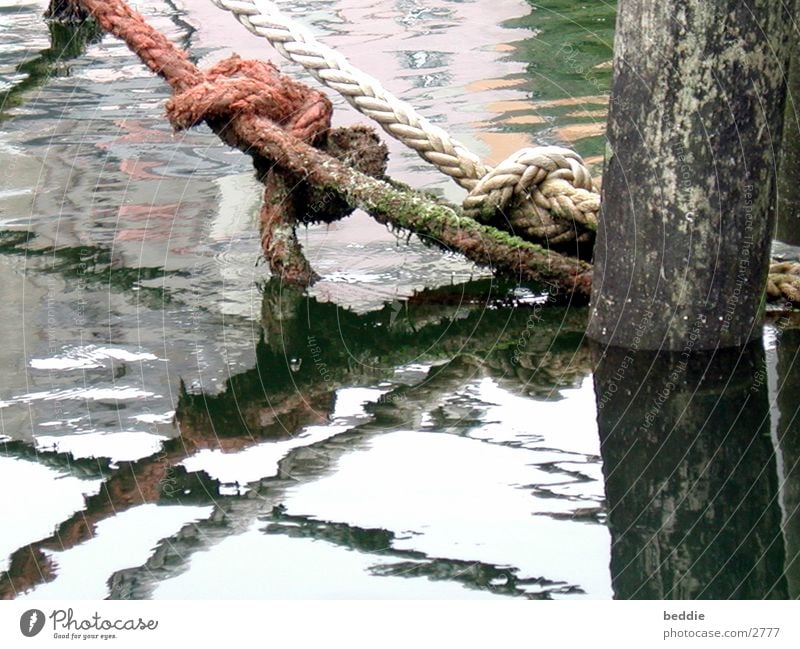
[767,261,800,304]
[166,55,332,142]
[65,0,800,306]
[74,0,593,293]
[164,56,392,284]
[164,54,335,284]
[209,0,600,245]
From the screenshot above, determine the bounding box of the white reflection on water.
[179,387,387,485]
[19,504,214,600]
[280,384,611,598]
[0,457,102,574]
[35,431,168,463]
[30,346,161,370]
[153,521,502,599]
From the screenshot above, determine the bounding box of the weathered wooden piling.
[589,1,794,350]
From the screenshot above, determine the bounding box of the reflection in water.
[775,326,800,597]
[501,0,614,167]
[594,343,788,599]
[261,507,579,599]
[0,9,101,119]
[2,278,605,599]
[5,0,799,602]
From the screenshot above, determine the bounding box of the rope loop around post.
[462,146,600,232]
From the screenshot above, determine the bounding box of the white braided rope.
[210,0,600,227]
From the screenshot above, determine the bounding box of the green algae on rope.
[209,0,601,249]
[204,0,800,308]
[71,0,593,298]
[232,112,594,297]
[44,0,800,306]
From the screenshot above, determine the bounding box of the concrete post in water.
[777,19,800,246]
[588,1,793,350]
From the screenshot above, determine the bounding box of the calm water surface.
[0,0,798,599]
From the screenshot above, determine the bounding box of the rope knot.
[768,261,800,303]
[462,146,600,246]
[165,54,332,143]
[210,1,602,249]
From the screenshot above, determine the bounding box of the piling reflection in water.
[594,342,788,599]
[775,326,800,598]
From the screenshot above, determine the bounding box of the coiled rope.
[210,0,600,245]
